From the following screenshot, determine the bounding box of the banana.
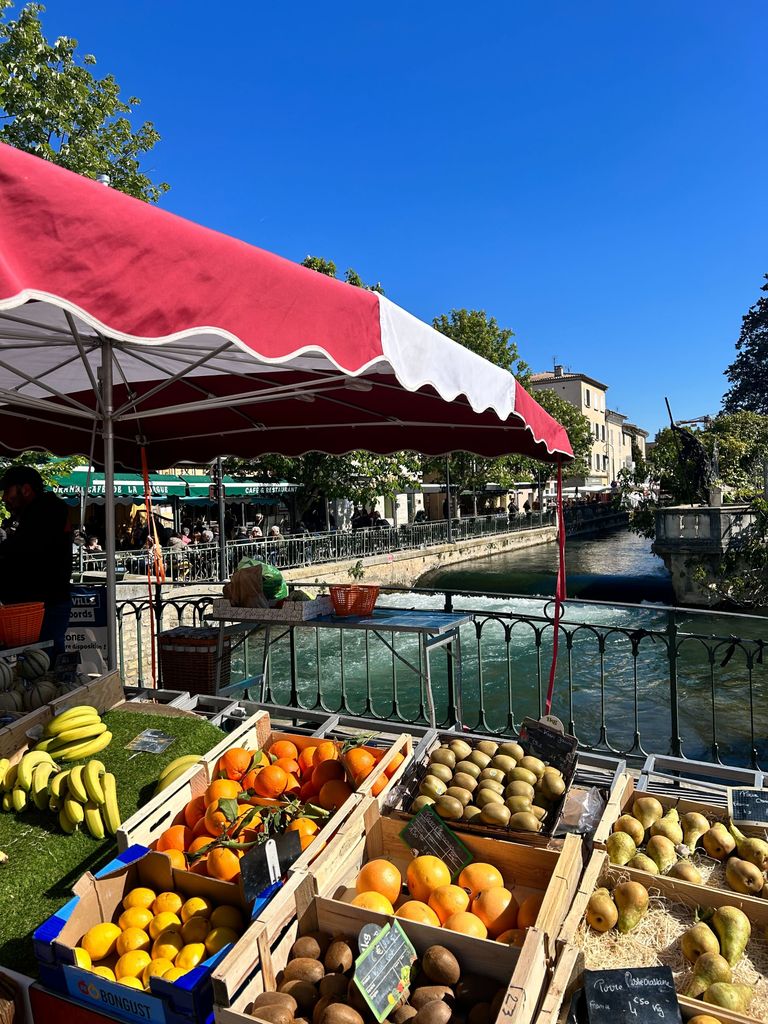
[0,758,9,788]
[63,794,84,825]
[52,731,112,763]
[158,754,201,782]
[154,760,202,795]
[2,792,12,812]
[35,738,57,753]
[83,760,106,805]
[49,769,71,799]
[44,706,100,737]
[17,750,56,791]
[102,773,121,835]
[48,796,60,813]
[2,764,18,793]
[83,801,105,840]
[49,722,108,748]
[11,787,28,812]
[59,807,77,834]
[67,765,89,804]
[31,761,58,810]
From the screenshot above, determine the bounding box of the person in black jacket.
[0,465,72,657]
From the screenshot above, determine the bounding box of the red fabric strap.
[545,461,567,715]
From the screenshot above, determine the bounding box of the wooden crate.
[305,796,585,960]
[638,754,764,807]
[234,700,340,735]
[213,875,552,1024]
[557,848,768,1024]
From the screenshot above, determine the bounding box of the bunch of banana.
[0,749,59,812]
[37,704,112,761]
[53,760,121,838]
[152,753,202,795]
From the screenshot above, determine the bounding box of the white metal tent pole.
[100,338,118,670]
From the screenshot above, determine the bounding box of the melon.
[18,649,50,681]
[0,660,13,692]
[0,689,23,712]
[23,679,58,711]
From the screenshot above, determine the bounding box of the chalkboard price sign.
[354,922,417,1023]
[520,717,578,775]
[583,967,681,1024]
[728,787,768,828]
[400,807,472,879]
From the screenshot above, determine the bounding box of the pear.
[586,888,618,932]
[725,856,764,895]
[613,880,649,933]
[628,854,659,875]
[701,823,736,861]
[645,834,678,874]
[688,1017,725,1024]
[667,860,703,884]
[606,831,637,866]
[632,796,663,829]
[711,906,751,966]
[681,811,710,850]
[703,983,754,1014]
[683,951,732,997]
[650,808,683,846]
[680,922,721,964]
[613,814,645,847]
[729,823,768,871]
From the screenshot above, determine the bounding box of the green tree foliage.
[301,255,384,294]
[0,451,83,522]
[723,275,768,415]
[0,1,168,201]
[693,498,768,608]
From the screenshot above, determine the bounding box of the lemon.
[151,891,183,916]
[162,966,188,983]
[180,896,213,923]
[152,930,185,961]
[181,917,210,945]
[116,927,151,956]
[115,950,151,980]
[119,906,154,931]
[204,926,239,956]
[119,976,145,990]
[149,911,182,940]
[143,958,175,987]
[72,947,92,970]
[122,887,156,911]
[93,966,116,982]
[174,942,206,971]
[82,923,121,961]
[208,906,244,933]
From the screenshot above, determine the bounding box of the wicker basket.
[329,584,380,617]
[158,626,231,695]
[0,602,45,647]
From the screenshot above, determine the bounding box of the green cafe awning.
[52,470,187,500]
[180,476,299,500]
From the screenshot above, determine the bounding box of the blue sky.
[34,2,768,435]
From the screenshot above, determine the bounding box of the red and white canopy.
[0,143,572,469]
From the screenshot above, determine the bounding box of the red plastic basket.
[329,584,380,617]
[0,602,45,647]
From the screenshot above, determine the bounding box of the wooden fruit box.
[212,874,552,1024]
[213,596,333,622]
[305,796,585,960]
[556,848,768,1024]
[594,772,768,910]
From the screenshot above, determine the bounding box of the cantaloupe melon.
[19,649,51,681]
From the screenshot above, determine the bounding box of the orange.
[163,966,188,983]
[273,757,300,776]
[82,923,121,961]
[395,901,441,926]
[206,778,242,805]
[286,817,319,837]
[406,856,451,903]
[161,848,186,870]
[517,893,544,930]
[209,905,244,932]
[153,930,185,962]
[188,835,215,857]
[205,799,235,836]
[204,926,240,955]
[297,746,317,776]
[119,976,145,990]
[270,739,299,760]
[299,781,318,802]
[216,747,253,781]
[116,927,151,956]
[351,892,394,915]
[284,775,301,795]
[471,888,519,938]
[180,896,214,923]
[183,795,208,829]
[143,958,175,986]
[497,928,527,947]
[384,752,405,779]
[355,860,402,904]
[193,815,213,839]
[443,911,488,939]
[152,892,183,916]
[122,887,156,912]
[312,759,345,789]
[458,862,504,900]
[318,779,353,811]
[181,917,210,944]
[253,764,289,798]
[428,885,470,924]
[72,947,92,969]
[207,846,242,882]
[312,740,340,766]
[93,966,116,982]
[370,774,387,797]
[149,912,182,941]
[240,766,263,791]
[115,950,151,981]
[175,942,207,970]
[118,907,154,932]
[156,825,192,853]
[345,747,376,781]
[300,833,317,851]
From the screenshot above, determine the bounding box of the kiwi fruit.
[391,1006,418,1024]
[445,786,472,807]
[411,795,435,812]
[320,1006,364,1024]
[318,974,349,999]
[519,755,545,778]
[505,780,535,800]
[253,1005,294,1024]
[475,740,498,756]
[426,764,453,785]
[290,934,329,961]
[455,975,487,1006]
[312,996,333,1024]
[507,767,538,786]
[480,803,511,826]
[414,1003,452,1024]
[429,748,456,769]
[284,959,325,984]
[435,795,464,820]
[490,755,517,774]
[467,750,491,770]
[497,741,524,761]
[505,795,533,814]
[324,940,354,974]
[410,986,455,1011]
[475,788,504,807]
[448,739,472,760]
[490,987,507,1018]
[508,811,543,832]
[422,946,461,986]
[475,777,504,795]
[420,777,447,799]
[451,772,478,792]
[538,774,565,800]
[463,804,483,822]
[454,760,481,780]
[277,980,319,1014]
[252,993,300,1015]
[477,767,505,784]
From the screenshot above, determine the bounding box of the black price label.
[521,717,578,773]
[583,967,681,1024]
[728,787,768,828]
[400,807,472,879]
[240,831,302,904]
[354,922,417,1023]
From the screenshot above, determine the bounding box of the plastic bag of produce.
[234,557,289,603]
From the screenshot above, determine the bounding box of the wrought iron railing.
[116,583,767,771]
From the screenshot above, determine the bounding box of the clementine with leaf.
[157,825,192,853]
[269,740,299,760]
[253,764,289,798]
[216,747,252,781]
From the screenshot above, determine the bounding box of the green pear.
[703,983,754,1014]
[612,880,649,933]
[632,796,664,829]
[606,831,637,866]
[650,808,683,845]
[645,834,678,874]
[711,906,751,966]
[729,823,768,871]
[586,888,618,932]
[684,951,732,997]
[681,811,710,850]
[613,814,645,847]
[725,856,764,895]
[688,1016,725,1024]
[680,922,720,964]
[667,860,703,884]
[628,853,659,875]
[701,823,736,861]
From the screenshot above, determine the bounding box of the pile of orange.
[349,855,543,944]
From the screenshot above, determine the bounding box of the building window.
[603,455,608,471]
[585,388,591,408]
[601,425,605,441]
[594,454,599,471]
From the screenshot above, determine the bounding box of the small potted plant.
[330,560,380,617]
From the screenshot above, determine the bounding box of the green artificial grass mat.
[0,707,225,976]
